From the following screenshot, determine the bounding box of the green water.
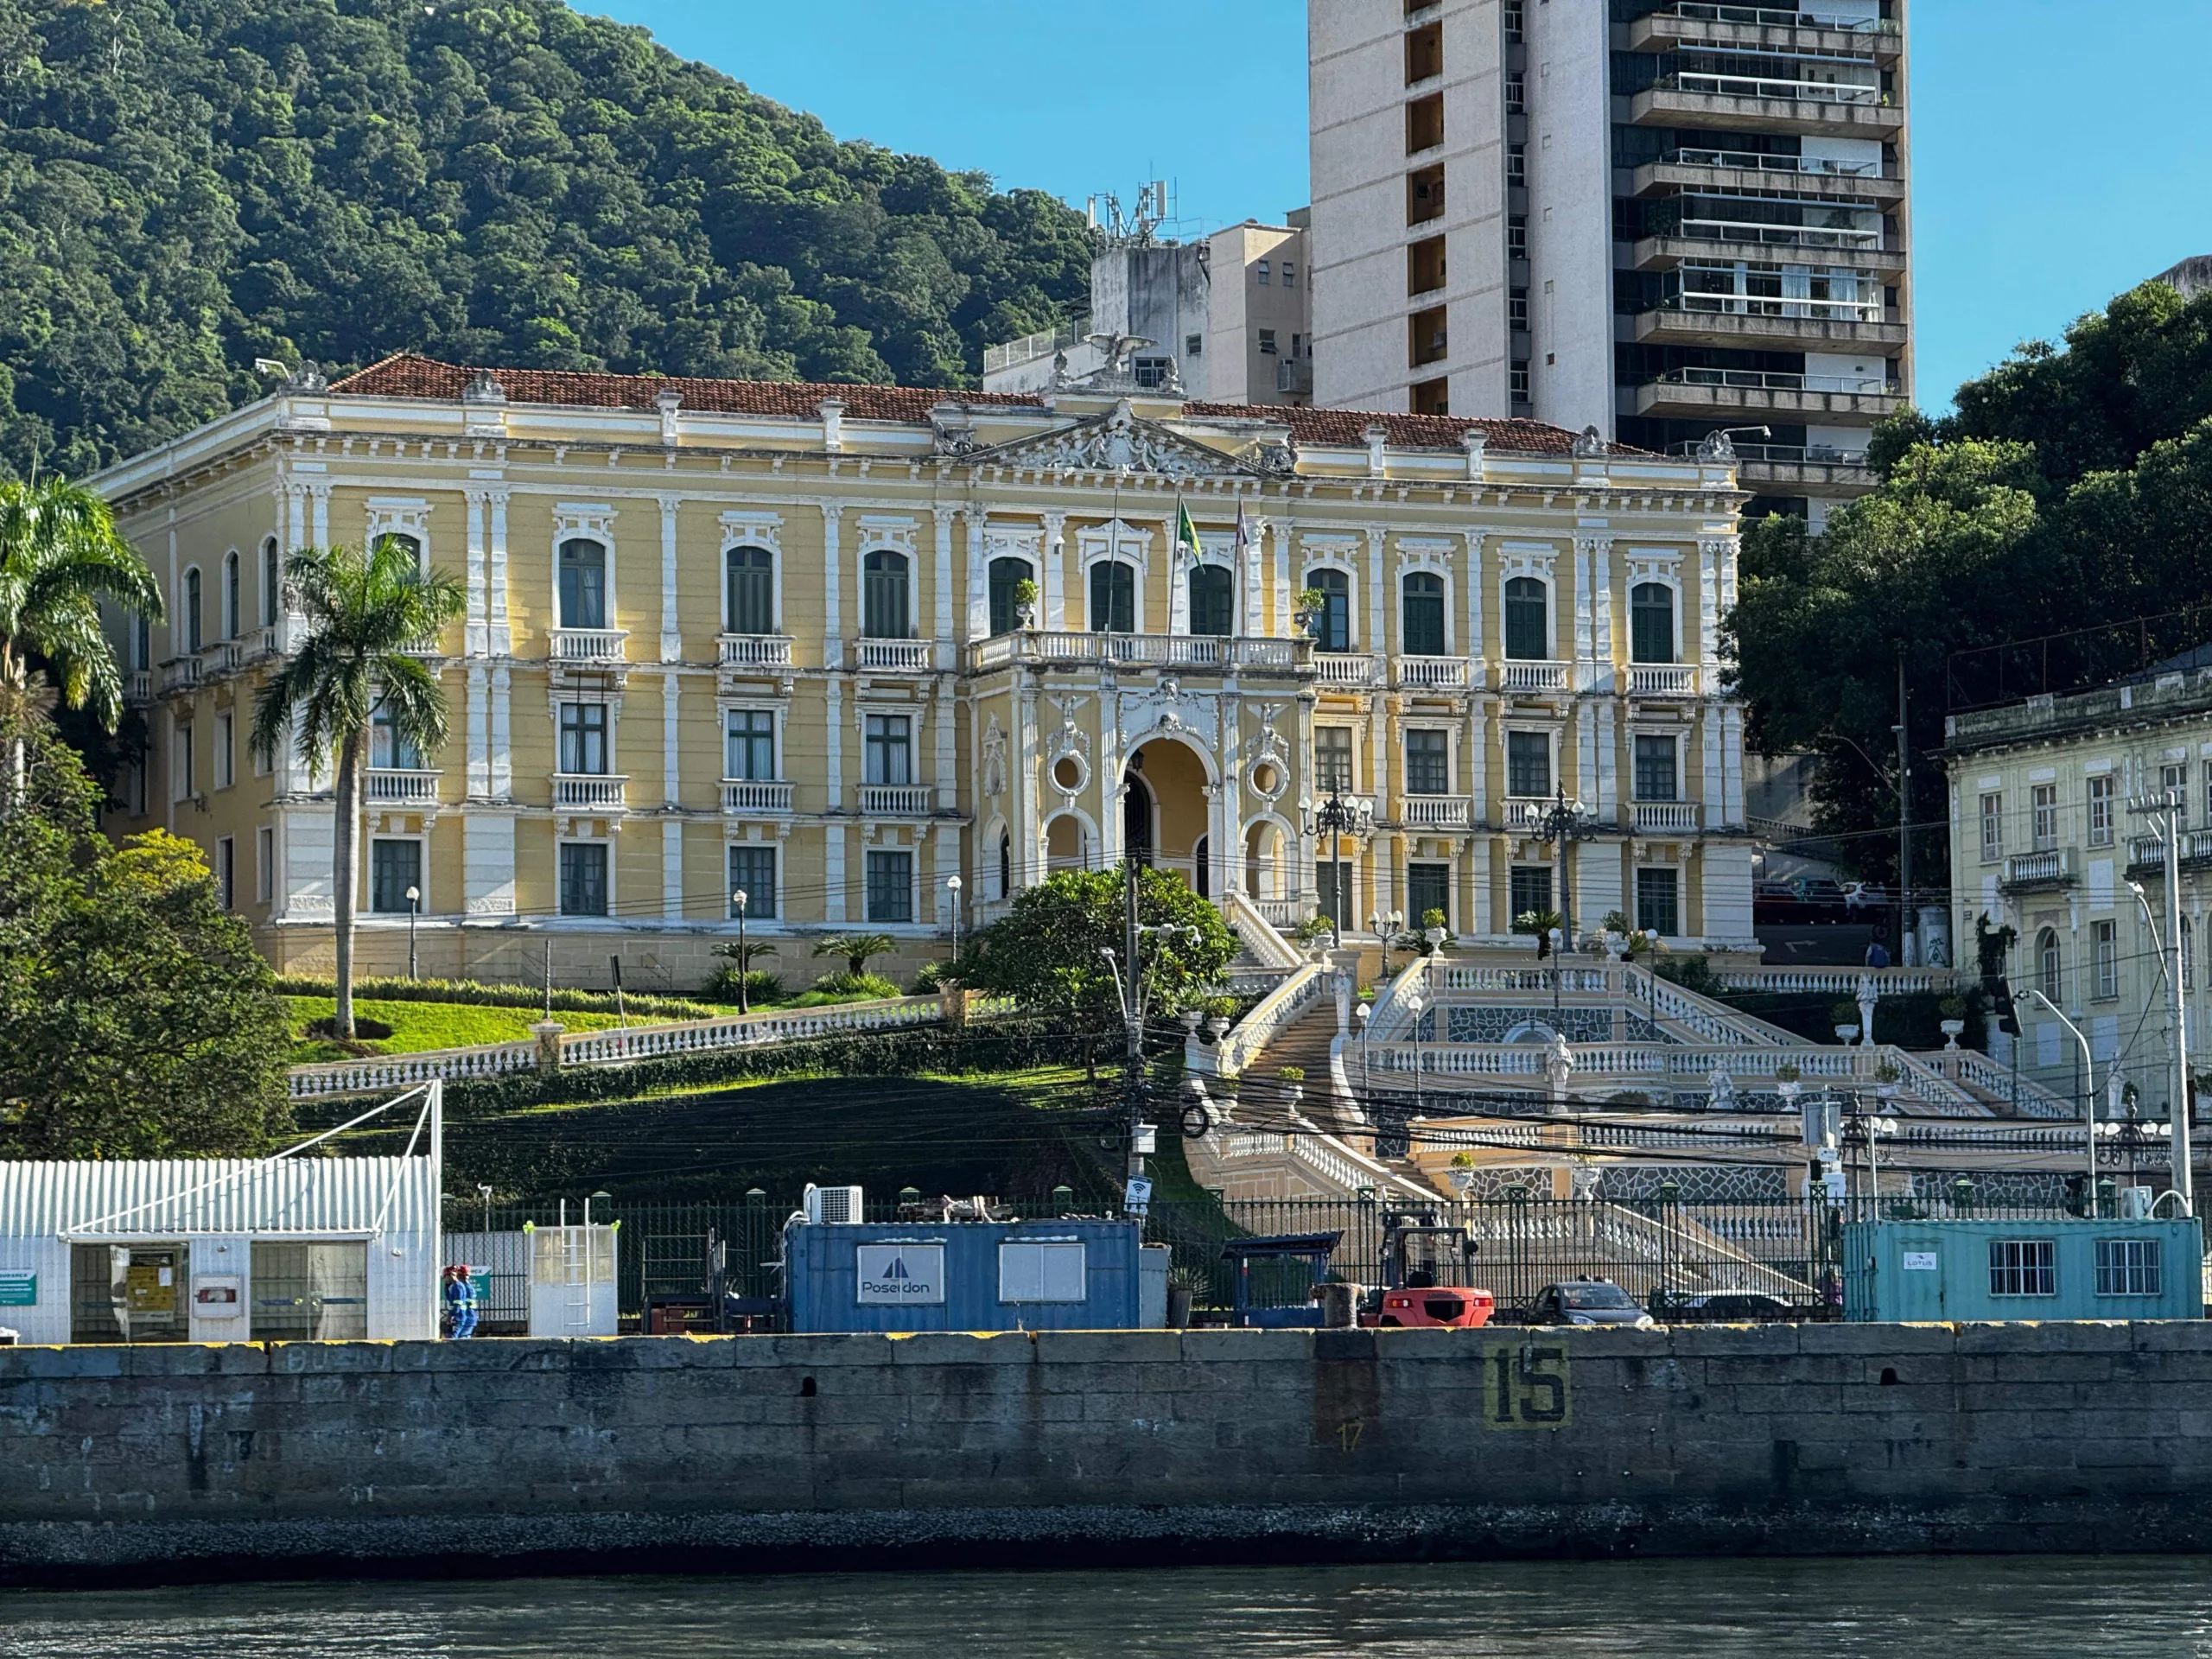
[4,1557,2212,1656]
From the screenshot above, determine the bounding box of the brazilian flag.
[1176,501,1204,563]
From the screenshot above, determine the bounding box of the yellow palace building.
[94,353,1755,991]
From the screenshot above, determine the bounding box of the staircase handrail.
[1224,890,1306,970]
[1216,960,1331,1079]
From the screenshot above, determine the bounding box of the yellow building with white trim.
[96,354,1754,993]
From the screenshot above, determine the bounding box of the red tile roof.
[328,354,1635,454]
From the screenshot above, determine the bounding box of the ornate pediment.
[966,399,1272,482]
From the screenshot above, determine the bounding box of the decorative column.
[658,494,683,664]
[1697,537,1730,680]
[308,482,330,550]
[963,508,988,641]
[1275,525,1293,639]
[1590,537,1614,694]
[821,501,843,665]
[933,504,956,663]
[486,492,512,656]
[932,679,957,812]
[662,819,684,921]
[1364,524,1388,671]
[823,678,846,922]
[1243,515,1268,638]
[1571,535,1601,692]
[1016,684,1041,888]
[466,665,491,796]
[1042,512,1067,632]
[464,487,489,658]
[1465,529,1485,663]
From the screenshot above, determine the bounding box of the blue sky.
[589,1,2212,410]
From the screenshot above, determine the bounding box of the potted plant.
[1832,998,1860,1045]
[1167,1262,1206,1329]
[1938,995,1968,1050]
[1291,913,1336,957]
[1277,1064,1305,1112]
[1421,906,1450,953]
[1774,1058,1803,1103]
[1448,1149,1475,1195]
[1294,586,1328,639]
[1872,1058,1902,1102]
[1010,575,1039,629]
[1599,909,1631,961]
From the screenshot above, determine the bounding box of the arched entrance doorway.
[1124,736,1212,893]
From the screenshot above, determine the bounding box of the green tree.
[249,539,464,1040]
[0,717,291,1158]
[0,476,161,802]
[813,933,895,978]
[953,866,1237,1028]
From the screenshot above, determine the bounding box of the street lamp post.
[1302,785,1374,950]
[2126,827,2196,1215]
[1534,785,1596,1013]
[404,885,420,980]
[1402,982,1427,1118]
[2019,986,2099,1208]
[730,888,749,1015]
[946,873,963,962]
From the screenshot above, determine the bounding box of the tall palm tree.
[0,476,162,806]
[251,538,464,1039]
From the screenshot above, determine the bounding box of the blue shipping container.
[783,1218,1163,1332]
[1842,1217,2204,1322]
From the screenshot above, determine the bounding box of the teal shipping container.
[1842,1217,2204,1322]
[783,1218,1167,1332]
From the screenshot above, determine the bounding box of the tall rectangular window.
[1637,868,1680,937]
[175,723,194,800]
[214,712,235,790]
[2164,762,2190,823]
[1317,860,1353,933]
[1980,791,2003,861]
[1503,578,1548,659]
[2031,783,2058,850]
[1401,574,1446,655]
[728,845,778,920]
[1510,864,1552,920]
[865,849,913,923]
[559,703,608,775]
[726,709,775,780]
[370,838,422,914]
[724,546,774,635]
[1988,1238,2056,1298]
[1506,730,1550,798]
[256,825,274,904]
[1630,584,1676,664]
[1407,861,1450,929]
[372,705,422,771]
[1633,734,1678,802]
[2094,919,2118,1000]
[1188,565,1235,638]
[1088,561,1136,633]
[556,539,607,629]
[1315,728,1355,794]
[1404,729,1450,795]
[2094,1237,2163,1297]
[864,714,912,785]
[2088,773,2113,846]
[215,836,235,910]
[559,842,609,916]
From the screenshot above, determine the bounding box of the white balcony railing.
[1661,71,1883,106]
[1671,219,1885,254]
[851,638,933,673]
[1655,291,1885,326]
[1628,664,1700,697]
[1666,145,1887,179]
[719,634,795,669]
[1497,659,1572,694]
[859,784,932,817]
[2001,848,2075,886]
[1394,655,1470,690]
[1649,365,1899,397]
[1402,795,1471,831]
[721,779,795,814]
[1670,3,1898,33]
[553,773,627,810]
[158,657,201,693]
[365,768,442,806]
[1502,798,1546,833]
[1632,801,1700,834]
[1315,652,1378,689]
[2125,832,2212,871]
[549,628,628,664]
[968,632,1306,673]
[125,670,152,704]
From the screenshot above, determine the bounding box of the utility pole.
[2127,789,2195,1214]
[1894,653,1914,966]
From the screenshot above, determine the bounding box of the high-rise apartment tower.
[1310,0,1909,525]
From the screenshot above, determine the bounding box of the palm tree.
[250,538,464,1039]
[0,476,162,807]
[814,933,895,979]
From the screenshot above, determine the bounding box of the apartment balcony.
[2126,830,2212,876]
[364,767,442,808]
[1633,296,1907,354]
[721,779,795,815]
[1401,795,1471,832]
[1497,659,1573,696]
[157,657,201,695]
[1627,3,1903,63]
[1501,798,1548,834]
[1631,800,1701,835]
[967,630,1309,677]
[1632,224,1905,276]
[1634,367,1903,424]
[1314,652,1378,690]
[552,773,628,811]
[719,633,795,670]
[1631,150,1904,207]
[1717,442,1879,498]
[1630,73,1903,141]
[1394,654,1471,691]
[548,627,628,665]
[1626,663,1700,698]
[124,670,152,706]
[857,784,933,817]
[1999,847,2077,893]
[849,637,934,674]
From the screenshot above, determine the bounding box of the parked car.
[1793,877,1847,908]
[1522,1279,1654,1328]
[1662,1291,1796,1324]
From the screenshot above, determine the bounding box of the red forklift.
[1366,1206,1494,1328]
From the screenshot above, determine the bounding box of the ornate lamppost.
[1532,784,1597,1011]
[1302,785,1374,950]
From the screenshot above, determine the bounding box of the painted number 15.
[1488,1342,1570,1428]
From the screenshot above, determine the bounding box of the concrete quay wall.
[3,1320,2210,1584]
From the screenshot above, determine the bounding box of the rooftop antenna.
[1092,180,1173,248]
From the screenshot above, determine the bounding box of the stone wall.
[4,1321,2212,1584]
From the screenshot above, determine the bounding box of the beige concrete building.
[1309,0,1910,529]
[97,354,1755,994]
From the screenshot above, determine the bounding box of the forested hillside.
[0,0,1096,477]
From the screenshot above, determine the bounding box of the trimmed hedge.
[274,975,720,1023]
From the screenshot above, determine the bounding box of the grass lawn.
[286,996,629,1065]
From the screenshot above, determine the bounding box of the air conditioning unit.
[804,1184,865,1225]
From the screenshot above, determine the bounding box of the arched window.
[262,537,280,626]
[988,556,1033,637]
[725,545,773,635]
[997,830,1013,900]
[135,614,150,672]
[1306,568,1351,652]
[1089,560,1136,633]
[1503,576,1548,660]
[184,568,202,654]
[1188,564,1234,638]
[2038,927,2062,1001]
[1122,768,1154,865]
[1402,571,1446,656]
[1630,582,1676,664]
[557,538,607,629]
[862,549,911,639]
[223,551,240,639]
[1194,832,1211,899]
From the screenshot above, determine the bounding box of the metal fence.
[452,1191,2092,1326]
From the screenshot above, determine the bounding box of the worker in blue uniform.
[442,1263,480,1338]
